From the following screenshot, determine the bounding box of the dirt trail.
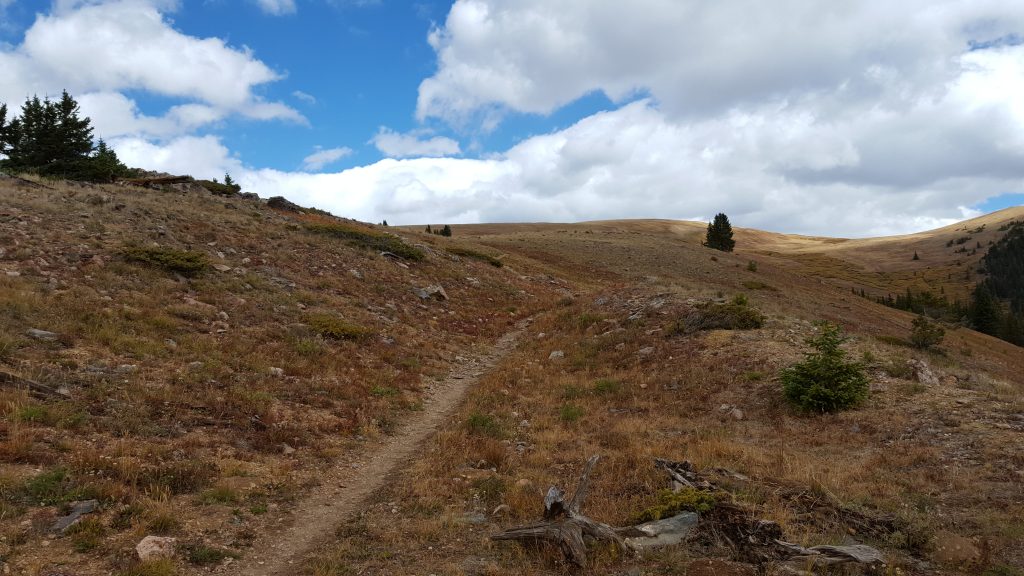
[224,317,533,576]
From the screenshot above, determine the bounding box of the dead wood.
[491,455,627,568]
[0,371,66,399]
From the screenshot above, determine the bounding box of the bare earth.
[225,317,533,576]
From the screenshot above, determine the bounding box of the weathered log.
[491,455,628,568]
[0,371,66,399]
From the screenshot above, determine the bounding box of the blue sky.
[2,1,1023,236]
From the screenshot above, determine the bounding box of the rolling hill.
[1,176,1022,575]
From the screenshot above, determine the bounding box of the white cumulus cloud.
[301,147,354,171]
[371,127,461,158]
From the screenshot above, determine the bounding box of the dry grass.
[0,179,559,574]
[3,180,1021,574]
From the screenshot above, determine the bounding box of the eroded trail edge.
[226,318,533,576]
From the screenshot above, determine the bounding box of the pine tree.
[0,103,11,158]
[441,224,452,237]
[912,251,919,260]
[1,91,128,182]
[425,224,432,234]
[970,284,1002,336]
[704,213,735,252]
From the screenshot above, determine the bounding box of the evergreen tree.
[224,173,234,187]
[0,91,128,182]
[441,224,453,237]
[912,251,919,260]
[704,213,735,252]
[425,224,432,234]
[781,322,869,413]
[970,284,1002,336]
[0,104,11,158]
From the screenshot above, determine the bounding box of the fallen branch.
[0,371,67,399]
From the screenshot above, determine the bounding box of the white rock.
[548,350,564,360]
[269,367,285,377]
[136,535,177,561]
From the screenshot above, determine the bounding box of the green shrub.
[67,517,106,552]
[307,314,371,341]
[674,300,764,333]
[466,413,502,438]
[446,246,503,267]
[306,222,424,261]
[559,404,584,423]
[747,260,758,272]
[198,485,239,505]
[632,488,720,523]
[123,246,209,276]
[910,315,945,350]
[592,378,623,396]
[781,322,869,413]
[196,179,241,196]
[24,468,79,505]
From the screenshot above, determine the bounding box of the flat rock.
[50,500,98,534]
[548,350,564,360]
[26,328,59,341]
[624,512,699,549]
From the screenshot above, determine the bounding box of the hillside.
[2,178,1023,575]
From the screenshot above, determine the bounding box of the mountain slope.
[2,178,1022,575]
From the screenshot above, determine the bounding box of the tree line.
[0,91,128,182]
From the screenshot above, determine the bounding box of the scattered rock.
[269,367,284,378]
[730,408,745,420]
[136,535,177,561]
[548,350,564,360]
[115,364,138,374]
[515,478,533,489]
[282,443,296,455]
[466,277,481,287]
[349,269,363,279]
[460,512,488,525]
[50,500,99,534]
[26,328,59,341]
[908,359,940,387]
[624,512,699,549]
[638,346,655,356]
[266,196,304,212]
[164,339,177,349]
[415,285,449,301]
[212,264,232,272]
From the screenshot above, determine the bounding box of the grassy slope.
[2,180,1021,575]
[331,216,1024,575]
[0,178,561,574]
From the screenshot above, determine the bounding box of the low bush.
[446,246,503,267]
[782,322,869,413]
[674,297,764,333]
[122,246,209,276]
[466,413,502,438]
[910,315,945,350]
[306,222,424,261]
[307,314,371,341]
